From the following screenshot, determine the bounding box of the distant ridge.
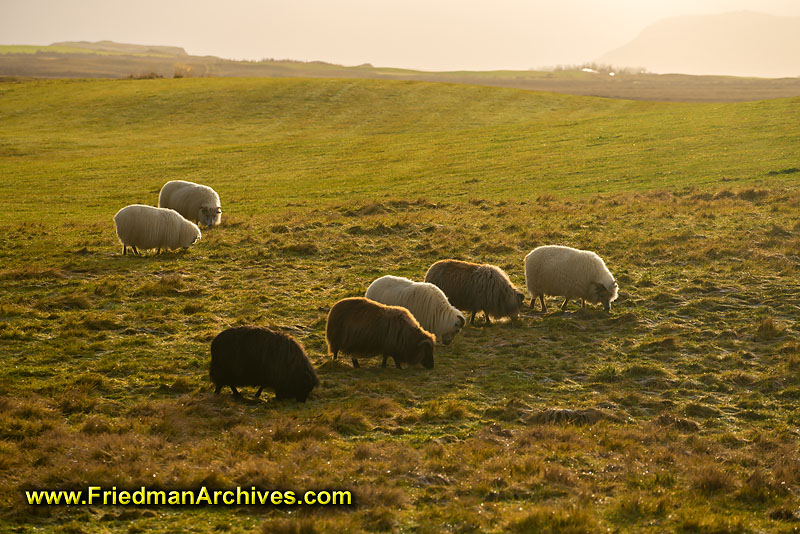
[597,11,800,78]
[52,40,188,57]
[2,39,800,102]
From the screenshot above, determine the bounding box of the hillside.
[1,77,799,533]
[2,40,800,102]
[598,11,800,78]
[53,40,188,56]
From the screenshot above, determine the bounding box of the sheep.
[326,297,435,369]
[113,204,201,256]
[365,275,465,345]
[158,180,222,227]
[424,259,525,324]
[524,245,619,313]
[210,326,319,402]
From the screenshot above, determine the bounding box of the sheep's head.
[199,206,222,227]
[418,339,434,369]
[440,313,466,346]
[592,281,618,312]
[505,288,525,318]
[182,226,202,249]
[295,374,317,403]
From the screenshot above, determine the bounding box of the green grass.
[1,77,799,533]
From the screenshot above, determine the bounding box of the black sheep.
[210,326,319,402]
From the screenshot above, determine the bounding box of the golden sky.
[2,0,799,71]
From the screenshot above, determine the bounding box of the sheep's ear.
[456,314,466,328]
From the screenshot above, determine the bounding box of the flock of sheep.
[113,180,220,256]
[114,180,619,403]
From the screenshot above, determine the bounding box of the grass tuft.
[691,465,735,495]
[528,408,618,426]
[507,504,598,534]
[261,518,318,534]
[0,267,67,280]
[755,317,785,340]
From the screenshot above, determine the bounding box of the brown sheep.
[424,259,525,324]
[326,297,435,369]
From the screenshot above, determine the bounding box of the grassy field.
[1,77,799,533]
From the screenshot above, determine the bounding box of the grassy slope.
[2,78,798,219]
[1,77,799,533]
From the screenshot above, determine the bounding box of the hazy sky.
[2,0,800,71]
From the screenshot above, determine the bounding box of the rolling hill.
[1,40,800,102]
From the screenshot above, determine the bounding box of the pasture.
[1,77,799,533]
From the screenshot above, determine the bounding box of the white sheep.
[158,180,221,227]
[365,275,466,345]
[114,204,201,256]
[524,245,618,312]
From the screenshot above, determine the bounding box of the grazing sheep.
[158,180,222,227]
[365,275,465,345]
[210,326,319,402]
[524,245,619,312]
[113,204,201,256]
[424,260,525,324]
[326,297,435,369]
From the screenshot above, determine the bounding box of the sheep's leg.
[470,311,476,324]
[351,358,360,368]
[540,295,547,313]
[254,386,263,399]
[484,311,492,325]
[214,385,221,394]
[530,297,536,309]
[561,298,569,311]
[122,245,127,256]
[229,385,241,397]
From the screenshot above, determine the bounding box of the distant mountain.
[52,40,187,57]
[597,11,800,78]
